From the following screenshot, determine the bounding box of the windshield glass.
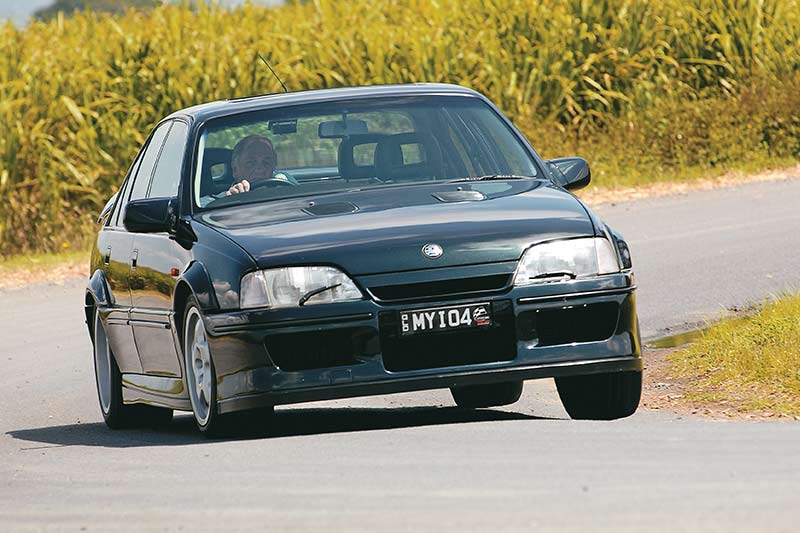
[193,95,539,210]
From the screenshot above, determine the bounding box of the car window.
[459,106,534,176]
[107,152,141,227]
[149,121,188,198]
[203,111,414,170]
[194,96,539,211]
[129,122,171,202]
[443,122,476,176]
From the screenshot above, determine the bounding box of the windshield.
[193,95,539,210]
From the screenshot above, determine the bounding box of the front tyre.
[92,309,173,429]
[555,371,642,420]
[451,381,523,408]
[183,300,272,437]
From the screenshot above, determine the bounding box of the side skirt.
[122,373,192,411]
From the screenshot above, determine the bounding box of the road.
[595,177,800,339]
[2,178,799,531]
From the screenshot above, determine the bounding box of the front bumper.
[203,272,641,414]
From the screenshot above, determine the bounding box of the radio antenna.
[257,53,289,93]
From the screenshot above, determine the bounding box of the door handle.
[104,246,112,266]
[130,250,138,271]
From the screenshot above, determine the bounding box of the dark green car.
[86,83,642,436]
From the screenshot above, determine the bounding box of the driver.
[226,134,297,196]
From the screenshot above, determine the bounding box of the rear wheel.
[450,381,523,408]
[92,309,173,429]
[183,301,272,437]
[555,371,641,420]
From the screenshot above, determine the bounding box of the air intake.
[303,202,358,216]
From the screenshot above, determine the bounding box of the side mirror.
[548,157,591,190]
[123,197,177,233]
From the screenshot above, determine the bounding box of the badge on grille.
[422,243,443,259]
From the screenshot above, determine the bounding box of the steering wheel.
[249,178,297,190]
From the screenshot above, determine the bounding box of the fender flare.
[85,269,112,337]
[87,268,112,308]
[173,261,219,341]
[174,261,219,311]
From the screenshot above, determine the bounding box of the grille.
[379,300,516,372]
[369,274,511,303]
[516,302,619,347]
[265,326,379,371]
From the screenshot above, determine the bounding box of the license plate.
[399,303,492,336]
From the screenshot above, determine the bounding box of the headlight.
[514,238,619,286]
[240,266,363,309]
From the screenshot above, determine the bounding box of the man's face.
[232,140,276,182]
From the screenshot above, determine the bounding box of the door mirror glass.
[548,157,591,190]
[123,197,177,233]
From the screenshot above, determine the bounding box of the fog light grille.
[517,302,619,346]
[265,327,379,371]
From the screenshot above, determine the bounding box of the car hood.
[195,180,596,276]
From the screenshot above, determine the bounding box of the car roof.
[165,83,484,123]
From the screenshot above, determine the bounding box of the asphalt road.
[2,178,800,531]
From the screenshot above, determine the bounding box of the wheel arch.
[85,269,112,338]
[173,261,219,341]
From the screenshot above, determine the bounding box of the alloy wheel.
[185,307,213,426]
[93,311,112,415]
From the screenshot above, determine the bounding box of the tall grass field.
[1,0,799,256]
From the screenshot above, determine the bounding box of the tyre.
[92,308,173,429]
[555,371,641,420]
[183,299,273,437]
[450,380,523,408]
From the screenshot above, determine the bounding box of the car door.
[99,122,172,374]
[129,120,192,377]
[99,165,140,374]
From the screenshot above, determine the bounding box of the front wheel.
[183,300,273,437]
[92,309,173,429]
[555,371,642,420]
[450,381,523,408]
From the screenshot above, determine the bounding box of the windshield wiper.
[298,283,341,306]
[448,174,535,183]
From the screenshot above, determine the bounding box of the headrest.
[200,148,232,197]
[337,133,386,181]
[374,132,443,181]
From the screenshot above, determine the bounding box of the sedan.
[86,83,642,436]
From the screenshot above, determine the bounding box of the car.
[85,83,642,436]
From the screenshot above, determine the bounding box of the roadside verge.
[0,251,87,290]
[642,294,800,420]
[579,164,800,206]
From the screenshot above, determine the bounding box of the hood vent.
[432,190,486,203]
[303,201,359,217]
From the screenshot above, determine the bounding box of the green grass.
[1,0,800,257]
[0,248,86,271]
[670,294,800,416]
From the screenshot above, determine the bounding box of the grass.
[669,294,800,416]
[1,0,799,257]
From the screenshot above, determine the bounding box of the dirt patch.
[0,258,86,290]
[581,164,800,206]
[642,346,800,421]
